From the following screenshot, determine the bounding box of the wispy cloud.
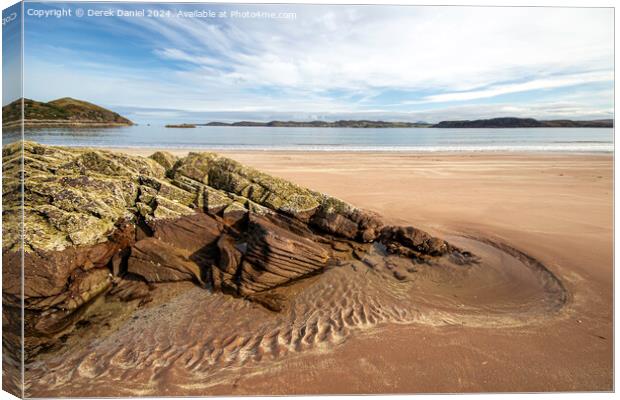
[419,71,614,103]
[21,3,613,122]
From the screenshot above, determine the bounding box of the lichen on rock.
[149,150,178,173]
[172,152,322,220]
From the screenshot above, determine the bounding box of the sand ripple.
[25,236,567,396]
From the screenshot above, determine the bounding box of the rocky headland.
[2,98,133,128]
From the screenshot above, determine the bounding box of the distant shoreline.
[200,120,431,128]
[106,147,613,157]
[2,142,607,156]
[197,117,613,129]
[3,98,612,129]
[3,119,133,129]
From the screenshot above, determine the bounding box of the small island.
[2,97,133,128]
[165,124,197,128]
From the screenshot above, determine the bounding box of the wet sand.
[27,151,612,395]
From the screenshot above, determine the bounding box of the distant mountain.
[433,117,613,128]
[203,120,432,128]
[2,98,133,128]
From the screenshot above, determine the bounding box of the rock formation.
[2,141,475,354]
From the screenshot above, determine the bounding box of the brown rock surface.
[239,214,332,295]
[380,225,451,256]
[128,238,205,285]
[150,212,223,254]
[213,234,242,291]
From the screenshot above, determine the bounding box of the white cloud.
[24,5,614,120]
[154,7,612,92]
[419,70,614,103]
[99,6,610,93]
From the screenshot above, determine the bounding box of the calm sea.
[6,126,614,152]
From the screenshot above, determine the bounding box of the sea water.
[7,126,614,152]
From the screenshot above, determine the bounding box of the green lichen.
[136,202,154,218]
[140,176,196,206]
[5,142,371,254]
[9,142,176,252]
[222,202,248,222]
[151,196,194,221]
[149,151,178,172]
[318,195,353,215]
[203,186,233,214]
[173,152,321,219]
[172,152,215,183]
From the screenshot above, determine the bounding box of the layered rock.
[2,141,474,352]
[238,214,332,295]
[128,238,205,284]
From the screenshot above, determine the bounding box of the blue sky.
[14,2,615,124]
[3,2,21,105]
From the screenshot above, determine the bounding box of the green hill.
[2,98,133,128]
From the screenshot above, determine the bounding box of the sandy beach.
[85,149,610,394]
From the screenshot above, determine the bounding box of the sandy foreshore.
[98,149,613,393]
[22,148,608,395]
